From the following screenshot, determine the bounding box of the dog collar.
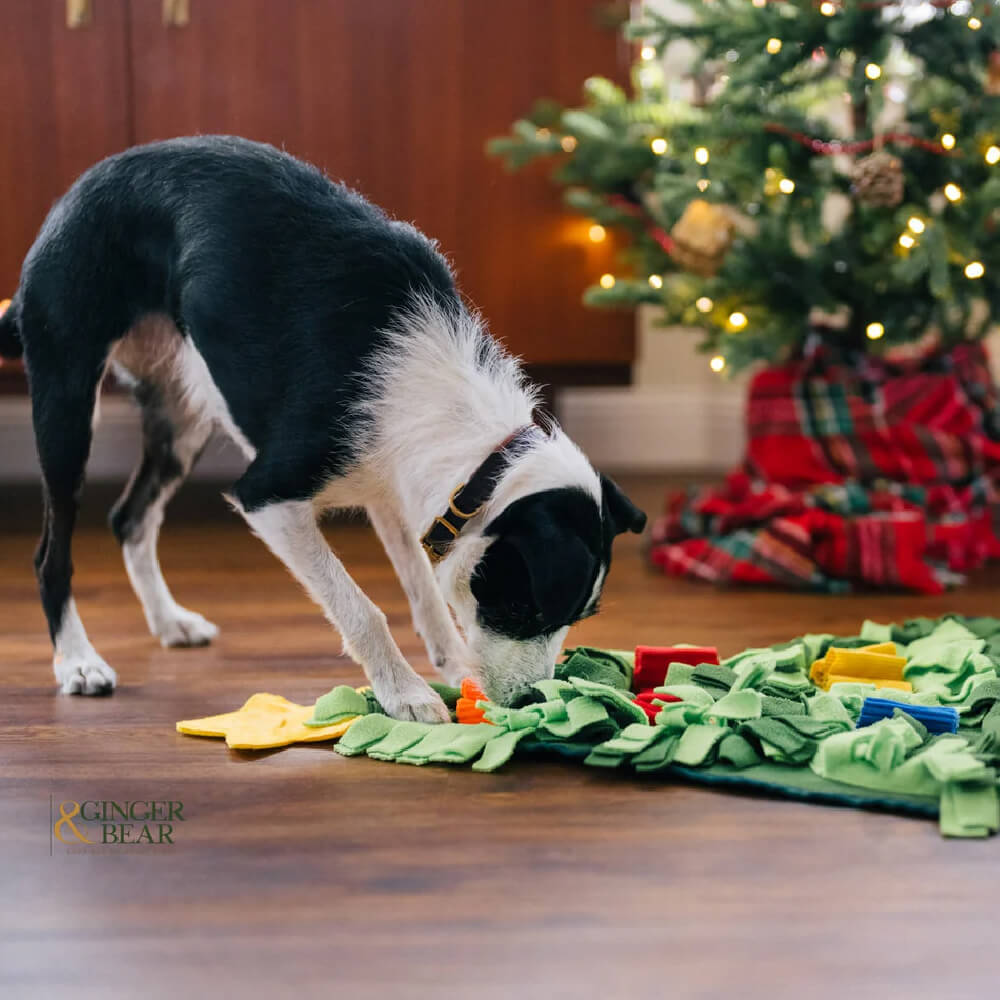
[420,424,542,564]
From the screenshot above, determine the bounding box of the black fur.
[472,481,645,641]
[15,135,460,644]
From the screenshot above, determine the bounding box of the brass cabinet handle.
[163,0,191,27]
[66,0,92,28]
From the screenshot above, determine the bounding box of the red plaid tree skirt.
[650,343,1000,593]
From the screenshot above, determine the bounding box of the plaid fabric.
[650,343,1000,593]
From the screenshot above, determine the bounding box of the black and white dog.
[0,136,645,721]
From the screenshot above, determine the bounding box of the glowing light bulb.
[588,224,607,243]
[985,146,1000,165]
[752,0,766,7]
[908,217,926,234]
[648,274,663,289]
[865,63,882,80]
[710,355,726,372]
[536,127,551,139]
[766,38,782,54]
[728,311,748,330]
[561,135,577,152]
[866,322,885,340]
[941,133,956,150]
[696,178,710,191]
[969,17,982,30]
[650,137,668,155]
[778,178,795,194]
[899,233,916,249]
[965,261,985,279]
[641,45,656,61]
[694,147,710,165]
[944,183,963,202]
[820,1,836,14]
[696,297,714,313]
[599,273,615,289]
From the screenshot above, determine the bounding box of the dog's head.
[450,474,645,704]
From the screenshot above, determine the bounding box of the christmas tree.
[489,1,1000,374]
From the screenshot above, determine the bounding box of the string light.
[535,127,551,139]
[820,1,836,14]
[766,38,782,54]
[941,133,956,150]
[969,17,982,30]
[985,145,1000,165]
[648,274,663,289]
[640,45,656,61]
[778,178,795,194]
[694,147,710,164]
[588,224,607,243]
[710,355,726,372]
[560,135,577,152]
[865,63,882,80]
[899,233,916,249]
[908,217,926,234]
[696,296,714,313]
[599,273,616,289]
[696,178,711,191]
[866,322,885,340]
[728,311,748,329]
[752,0,766,7]
[650,137,668,155]
[944,183,963,202]
[965,261,985,279]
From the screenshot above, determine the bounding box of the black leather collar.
[420,424,542,564]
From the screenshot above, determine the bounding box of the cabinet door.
[0,0,131,295]
[127,0,633,371]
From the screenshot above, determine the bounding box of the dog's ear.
[472,490,601,637]
[504,526,596,628]
[600,474,647,536]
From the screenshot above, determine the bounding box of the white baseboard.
[0,385,745,483]
[0,397,248,483]
[556,386,745,473]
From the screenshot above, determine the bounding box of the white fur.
[236,498,449,722]
[53,599,118,694]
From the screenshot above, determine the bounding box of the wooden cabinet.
[0,0,633,381]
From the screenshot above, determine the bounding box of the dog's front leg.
[367,500,475,687]
[236,499,449,723]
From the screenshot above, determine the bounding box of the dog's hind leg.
[367,500,474,687]
[26,317,117,694]
[110,379,217,647]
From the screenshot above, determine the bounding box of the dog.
[0,135,646,720]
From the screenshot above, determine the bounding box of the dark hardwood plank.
[1,478,997,998]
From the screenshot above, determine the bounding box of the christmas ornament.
[987,51,1000,97]
[852,151,904,207]
[669,198,733,277]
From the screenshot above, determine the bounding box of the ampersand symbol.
[54,801,92,844]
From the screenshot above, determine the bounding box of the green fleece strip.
[334,714,397,756]
[556,648,631,689]
[428,724,499,764]
[939,779,1000,837]
[717,733,762,769]
[567,677,648,726]
[690,662,738,695]
[472,729,534,772]
[707,690,762,721]
[305,685,372,727]
[673,725,727,766]
[366,721,434,760]
[395,723,469,765]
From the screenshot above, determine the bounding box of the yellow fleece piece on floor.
[810,643,907,691]
[826,675,912,693]
[177,693,357,749]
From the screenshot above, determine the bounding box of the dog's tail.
[0,294,23,360]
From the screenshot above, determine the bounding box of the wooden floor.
[1,479,998,999]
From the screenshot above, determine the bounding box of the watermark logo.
[50,796,185,853]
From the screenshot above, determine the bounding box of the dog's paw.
[155,608,219,648]
[54,654,118,696]
[378,680,451,724]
